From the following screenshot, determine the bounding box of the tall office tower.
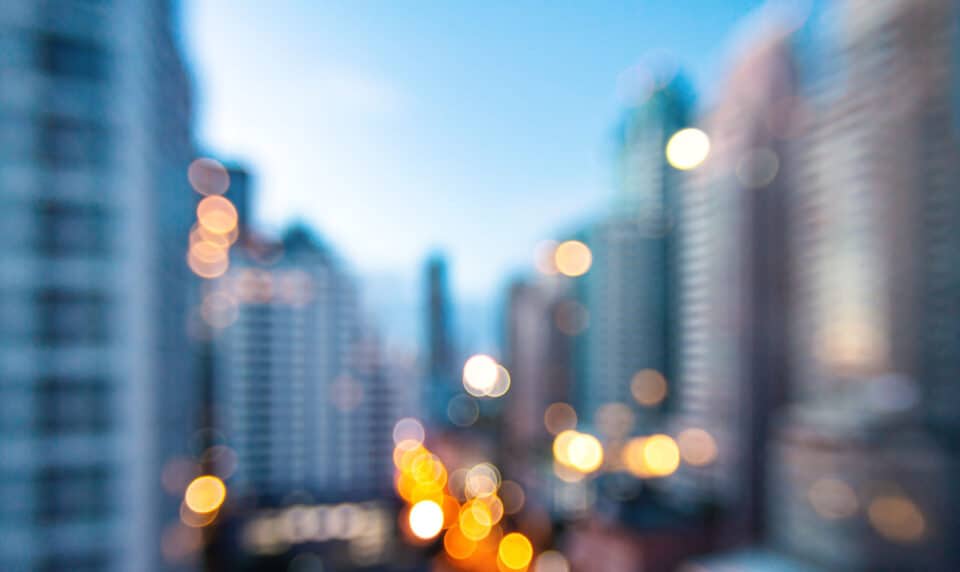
[422,253,457,427]
[213,225,390,501]
[224,163,252,240]
[770,1,960,569]
[501,276,573,481]
[573,76,692,431]
[669,21,798,544]
[0,2,197,571]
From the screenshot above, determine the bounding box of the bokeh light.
[631,369,668,406]
[736,147,780,188]
[444,525,477,560]
[867,495,926,543]
[642,434,680,477]
[534,240,559,275]
[487,364,512,398]
[409,500,445,540]
[463,354,499,396]
[554,240,592,277]
[184,475,227,514]
[393,417,425,446]
[196,196,238,235]
[498,532,534,570]
[677,428,718,466]
[187,157,230,196]
[554,431,604,474]
[499,480,526,515]
[808,477,858,520]
[544,402,577,435]
[534,550,570,572]
[665,127,710,170]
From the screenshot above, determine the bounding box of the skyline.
[182,0,792,309]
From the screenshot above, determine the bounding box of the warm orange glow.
[442,495,461,529]
[677,428,718,466]
[469,495,504,526]
[187,247,229,279]
[197,196,239,234]
[458,501,493,541]
[631,369,668,406]
[498,532,534,570]
[465,463,501,498]
[409,500,445,540]
[554,240,592,277]
[180,501,218,528]
[184,475,226,514]
[623,437,651,478]
[642,434,680,477]
[868,495,926,543]
[444,525,477,560]
[570,433,604,473]
[544,402,577,435]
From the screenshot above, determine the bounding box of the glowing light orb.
[666,128,710,170]
[463,354,499,396]
[642,434,680,477]
[184,475,226,514]
[197,196,238,234]
[677,428,717,466]
[409,500,444,540]
[631,369,668,406]
[498,532,534,570]
[554,240,592,277]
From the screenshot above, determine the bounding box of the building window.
[34,466,111,524]
[34,200,109,255]
[34,289,110,344]
[34,377,111,435]
[35,33,109,80]
[37,114,110,168]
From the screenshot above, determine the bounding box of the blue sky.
[181,0,777,347]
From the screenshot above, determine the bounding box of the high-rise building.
[0,1,198,571]
[500,276,573,481]
[769,1,960,569]
[212,225,391,501]
[669,20,798,543]
[422,253,457,427]
[572,76,692,433]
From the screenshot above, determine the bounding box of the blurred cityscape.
[1,1,959,571]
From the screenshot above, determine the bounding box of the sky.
[181,0,774,348]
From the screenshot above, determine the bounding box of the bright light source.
[197,196,238,234]
[463,354,499,396]
[666,128,710,170]
[642,434,680,477]
[498,532,534,570]
[554,240,592,277]
[409,500,444,540]
[184,475,227,514]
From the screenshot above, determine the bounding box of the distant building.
[0,1,199,571]
[571,76,693,433]
[500,276,574,483]
[213,225,392,501]
[224,163,253,239]
[770,0,960,569]
[422,253,458,427]
[669,21,798,544]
